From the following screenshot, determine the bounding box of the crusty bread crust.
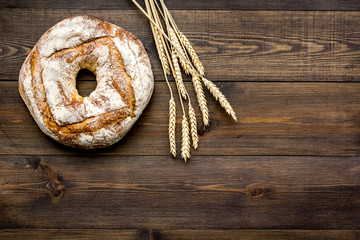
[18,15,154,149]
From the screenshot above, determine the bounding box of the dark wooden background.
[1,0,360,239]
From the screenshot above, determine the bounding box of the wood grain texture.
[2,81,360,156]
[2,9,360,81]
[1,0,360,10]
[156,230,360,240]
[0,229,359,240]
[1,155,359,229]
[0,229,138,240]
[1,1,360,236]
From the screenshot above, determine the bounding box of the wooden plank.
[2,9,360,81]
[1,0,360,10]
[2,81,360,156]
[0,229,359,240]
[1,155,359,229]
[157,230,360,240]
[0,229,138,240]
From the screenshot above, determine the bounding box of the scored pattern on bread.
[18,15,154,149]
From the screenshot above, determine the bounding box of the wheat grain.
[202,77,237,121]
[181,114,191,161]
[153,28,171,75]
[171,50,187,99]
[192,73,209,126]
[181,60,192,75]
[178,31,205,76]
[168,27,191,75]
[169,97,177,157]
[144,0,170,75]
[188,103,199,149]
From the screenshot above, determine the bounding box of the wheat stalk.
[146,0,171,76]
[154,28,171,75]
[171,50,187,99]
[202,77,237,121]
[188,102,199,149]
[168,27,191,75]
[181,114,191,161]
[132,0,237,161]
[178,31,205,76]
[169,97,177,157]
[192,73,209,126]
[131,0,191,68]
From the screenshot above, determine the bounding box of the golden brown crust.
[18,15,154,149]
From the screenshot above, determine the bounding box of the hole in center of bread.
[76,69,97,97]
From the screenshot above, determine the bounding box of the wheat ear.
[202,77,237,121]
[169,97,177,157]
[192,73,209,126]
[171,50,187,99]
[181,114,191,161]
[188,103,199,149]
[168,27,191,75]
[178,31,205,76]
[153,28,171,75]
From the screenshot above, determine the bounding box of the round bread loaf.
[18,15,154,149]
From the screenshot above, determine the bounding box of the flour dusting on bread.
[19,15,154,149]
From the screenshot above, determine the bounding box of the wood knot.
[246,183,269,199]
[27,157,65,198]
[39,162,65,198]
[51,185,65,198]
